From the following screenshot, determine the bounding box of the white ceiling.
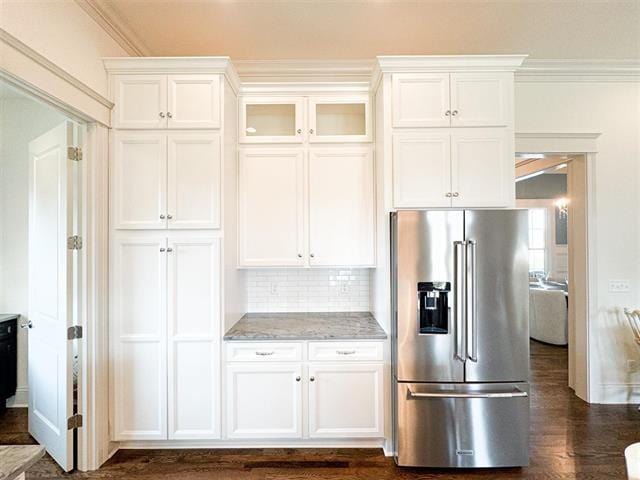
[88,0,640,59]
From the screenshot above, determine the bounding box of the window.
[528,208,546,277]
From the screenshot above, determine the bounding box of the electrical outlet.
[339,282,350,295]
[269,283,278,295]
[627,359,638,372]
[608,280,630,293]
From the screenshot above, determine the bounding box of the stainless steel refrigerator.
[391,210,530,468]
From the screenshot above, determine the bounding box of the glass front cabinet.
[240,96,371,143]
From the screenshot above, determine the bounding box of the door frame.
[515,132,600,403]
[1,32,111,470]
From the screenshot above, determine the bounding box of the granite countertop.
[0,314,19,324]
[224,312,387,341]
[0,446,45,480]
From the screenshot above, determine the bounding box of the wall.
[515,79,640,403]
[0,0,129,99]
[516,173,567,199]
[0,91,68,406]
[247,269,370,313]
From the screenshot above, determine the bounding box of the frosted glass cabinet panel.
[309,97,371,142]
[240,98,303,143]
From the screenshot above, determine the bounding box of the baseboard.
[596,383,640,404]
[117,438,386,450]
[5,387,28,408]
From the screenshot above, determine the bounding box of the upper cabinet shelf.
[240,95,371,144]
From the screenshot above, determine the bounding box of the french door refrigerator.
[391,210,530,468]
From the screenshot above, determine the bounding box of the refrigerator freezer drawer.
[395,382,529,468]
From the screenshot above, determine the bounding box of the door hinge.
[67,235,83,250]
[67,146,82,161]
[67,414,83,430]
[67,325,83,340]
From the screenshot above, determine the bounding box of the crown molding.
[74,0,151,57]
[233,59,375,83]
[376,55,529,72]
[516,59,640,82]
[515,132,601,154]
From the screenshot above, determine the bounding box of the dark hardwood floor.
[1,340,637,479]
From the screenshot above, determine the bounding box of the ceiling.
[84,0,640,59]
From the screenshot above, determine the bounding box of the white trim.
[517,59,640,82]
[118,439,385,450]
[515,133,601,154]
[73,0,150,57]
[240,82,371,95]
[234,59,374,83]
[376,54,528,72]
[5,387,29,408]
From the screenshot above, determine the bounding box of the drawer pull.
[407,388,528,399]
[255,351,275,356]
[336,350,356,355]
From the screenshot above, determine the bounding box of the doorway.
[515,153,589,397]
[0,79,85,471]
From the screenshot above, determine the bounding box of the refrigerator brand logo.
[456,449,474,456]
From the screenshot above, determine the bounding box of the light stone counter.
[0,446,45,480]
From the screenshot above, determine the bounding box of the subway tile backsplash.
[247,268,370,313]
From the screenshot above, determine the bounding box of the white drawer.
[226,342,303,362]
[308,341,383,362]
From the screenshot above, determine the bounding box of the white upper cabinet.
[450,128,512,207]
[112,131,167,229]
[112,74,221,129]
[240,98,304,143]
[308,148,375,266]
[167,133,221,229]
[392,73,450,128]
[449,73,511,127]
[167,75,221,129]
[238,149,305,266]
[308,97,371,143]
[392,131,451,208]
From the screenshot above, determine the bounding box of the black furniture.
[0,314,18,414]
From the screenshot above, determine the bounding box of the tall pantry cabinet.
[105,58,242,441]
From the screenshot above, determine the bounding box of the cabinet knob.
[445,192,452,198]
[20,320,33,329]
[310,253,315,258]
[167,247,173,253]
[167,214,173,220]
[297,253,303,258]
[160,248,166,252]
[297,129,302,134]
[451,110,459,117]
[160,214,166,219]
[167,112,173,118]
[445,110,451,116]
[159,112,166,118]
[295,376,301,382]
[453,192,460,197]
[309,129,314,134]
[310,376,315,382]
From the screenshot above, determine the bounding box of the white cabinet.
[308,148,375,266]
[112,131,221,230]
[308,364,383,438]
[238,149,304,266]
[113,74,220,129]
[392,131,451,208]
[240,95,371,143]
[111,236,167,441]
[226,363,303,439]
[392,72,511,128]
[111,236,221,441]
[392,129,512,208]
[238,147,375,267]
[450,128,513,207]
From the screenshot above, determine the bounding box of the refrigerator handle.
[466,240,478,363]
[454,240,466,363]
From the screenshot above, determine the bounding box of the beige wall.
[515,79,640,403]
[0,0,129,98]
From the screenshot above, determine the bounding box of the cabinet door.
[450,73,512,127]
[167,75,221,129]
[392,132,451,208]
[111,236,167,440]
[392,73,450,128]
[238,149,305,266]
[112,131,167,229]
[451,128,513,208]
[167,238,220,439]
[112,75,167,129]
[240,97,304,143]
[308,96,371,143]
[167,133,221,229]
[308,364,383,438]
[226,363,302,439]
[308,148,375,267]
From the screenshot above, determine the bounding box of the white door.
[167,237,221,439]
[167,133,221,229]
[450,73,511,127]
[238,149,305,267]
[308,364,383,438]
[112,75,167,129]
[392,73,450,128]
[308,148,375,267]
[27,121,78,471]
[167,75,221,129]
[112,131,167,229]
[111,236,167,440]
[226,363,302,439]
[392,131,452,208]
[451,128,513,208]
